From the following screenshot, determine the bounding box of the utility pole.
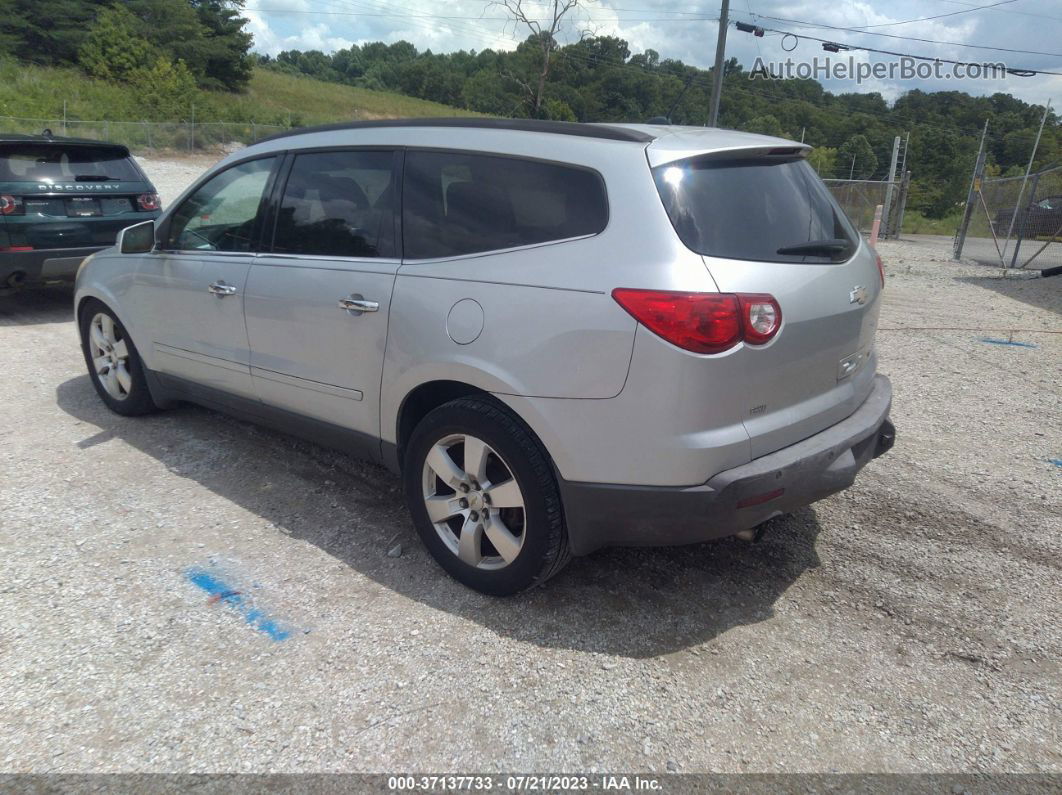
[708,0,729,127]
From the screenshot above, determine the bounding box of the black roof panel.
[0,133,131,151]
[257,117,656,145]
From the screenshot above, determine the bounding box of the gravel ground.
[135,153,225,208]
[0,158,1059,774]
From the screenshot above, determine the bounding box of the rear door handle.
[338,295,379,314]
[208,281,237,297]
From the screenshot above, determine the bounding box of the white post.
[869,204,884,247]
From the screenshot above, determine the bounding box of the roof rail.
[257,117,656,145]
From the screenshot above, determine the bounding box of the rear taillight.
[875,252,885,287]
[0,194,23,215]
[137,193,160,212]
[611,289,781,354]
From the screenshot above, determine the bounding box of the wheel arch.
[392,379,490,471]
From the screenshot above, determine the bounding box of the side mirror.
[118,220,156,254]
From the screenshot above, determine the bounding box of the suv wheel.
[403,397,570,595]
[79,300,158,416]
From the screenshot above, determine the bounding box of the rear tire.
[402,397,570,595]
[79,299,159,416]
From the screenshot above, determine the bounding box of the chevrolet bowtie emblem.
[849,286,868,305]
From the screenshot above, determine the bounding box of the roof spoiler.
[648,141,812,167]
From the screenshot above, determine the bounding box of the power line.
[749,11,1062,58]
[848,0,1018,29]
[737,17,1062,77]
[933,0,1062,24]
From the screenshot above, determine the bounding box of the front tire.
[79,299,158,416]
[403,397,570,595]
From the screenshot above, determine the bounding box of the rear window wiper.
[74,175,117,181]
[776,238,852,256]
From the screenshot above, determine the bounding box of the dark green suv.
[1,133,161,290]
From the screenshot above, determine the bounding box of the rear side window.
[653,157,858,263]
[272,150,396,258]
[403,151,607,259]
[0,144,140,182]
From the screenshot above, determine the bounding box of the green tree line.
[261,35,1061,219]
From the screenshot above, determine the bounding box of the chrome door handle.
[338,296,379,314]
[208,281,237,297]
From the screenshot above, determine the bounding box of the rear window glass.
[653,156,858,263]
[0,144,140,183]
[403,151,608,259]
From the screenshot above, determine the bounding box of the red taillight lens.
[137,193,160,212]
[875,252,885,287]
[612,289,781,354]
[0,194,23,215]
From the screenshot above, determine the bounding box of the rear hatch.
[651,143,883,457]
[0,141,158,251]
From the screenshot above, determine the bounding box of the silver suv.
[75,119,894,595]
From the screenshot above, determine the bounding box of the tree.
[741,114,785,138]
[189,0,253,91]
[132,56,198,120]
[0,0,107,65]
[490,0,591,118]
[462,69,523,115]
[79,5,156,82]
[838,134,878,180]
[807,146,839,178]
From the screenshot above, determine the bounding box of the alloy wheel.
[88,312,132,401]
[421,433,526,570]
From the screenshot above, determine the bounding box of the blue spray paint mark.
[978,337,1038,349]
[1049,459,1062,468]
[186,567,292,642]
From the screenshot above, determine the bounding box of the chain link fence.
[823,174,910,239]
[954,164,1062,272]
[0,115,287,153]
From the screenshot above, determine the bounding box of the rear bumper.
[1,246,102,284]
[558,374,894,556]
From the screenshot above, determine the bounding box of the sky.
[243,0,1062,108]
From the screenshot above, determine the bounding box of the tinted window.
[0,144,140,182]
[653,157,858,263]
[403,151,607,259]
[272,151,395,258]
[166,157,275,252]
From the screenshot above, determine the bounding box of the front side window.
[403,151,608,259]
[165,157,276,252]
[271,150,396,258]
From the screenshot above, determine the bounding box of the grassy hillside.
[241,69,480,123]
[0,60,478,138]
